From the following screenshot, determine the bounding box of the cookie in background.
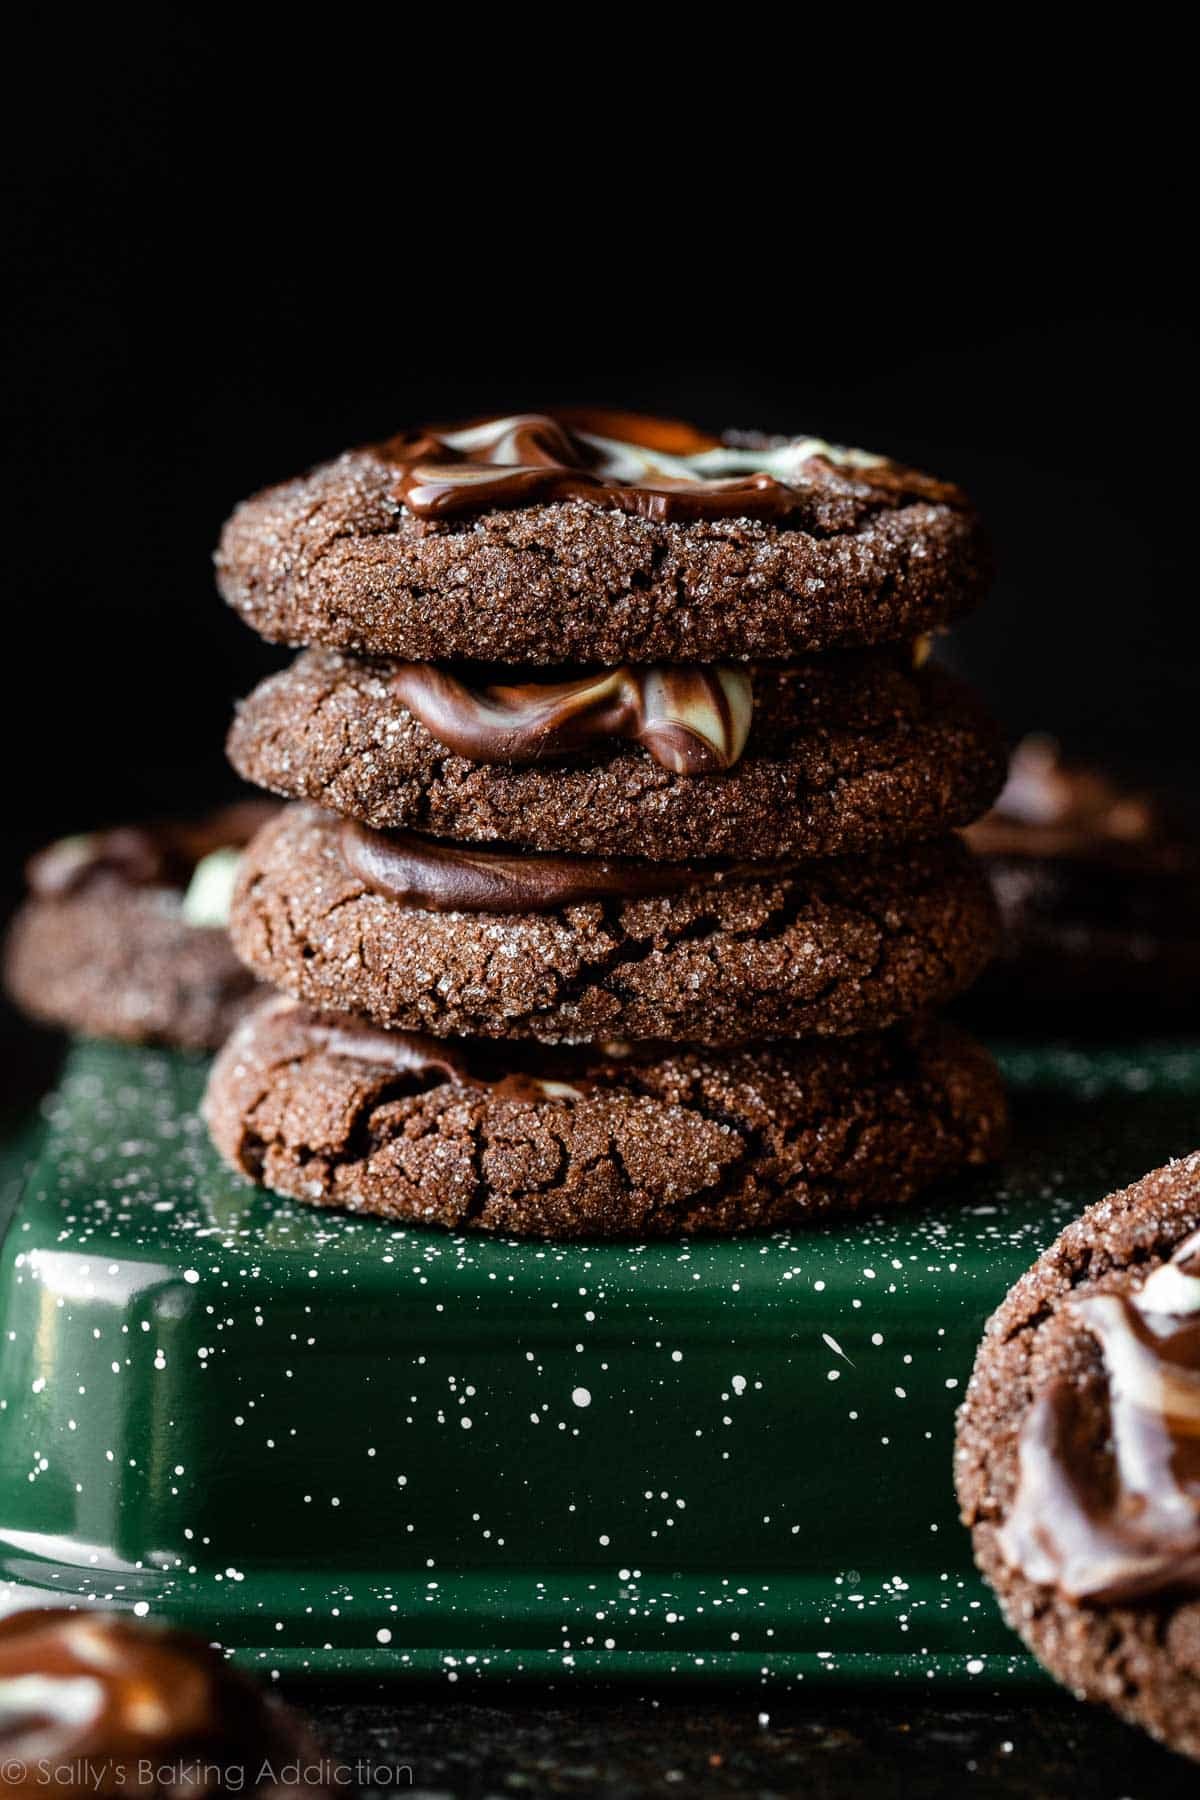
[963,736,1200,1026]
[4,801,276,1051]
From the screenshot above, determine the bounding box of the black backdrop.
[5,30,1196,892]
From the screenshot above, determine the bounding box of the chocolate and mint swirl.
[384,409,922,525]
[390,660,753,776]
[390,417,877,529]
[999,1228,1200,1603]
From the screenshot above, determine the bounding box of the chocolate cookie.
[216,411,990,665]
[4,802,276,1051]
[205,996,1006,1238]
[964,736,1200,1024]
[0,1607,327,1796]
[229,805,998,1046]
[227,646,1005,862]
[956,1154,1200,1762]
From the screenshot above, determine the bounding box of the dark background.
[3,32,1199,1794]
[4,36,1195,869]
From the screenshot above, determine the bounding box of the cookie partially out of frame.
[0,1608,331,1796]
[3,802,275,1051]
[956,1154,1200,1763]
[205,997,1007,1239]
[216,411,990,665]
[229,804,998,1046]
[228,647,1004,863]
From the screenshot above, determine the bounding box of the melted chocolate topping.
[391,661,754,775]
[289,1004,589,1102]
[302,1013,472,1083]
[338,819,765,913]
[382,409,895,524]
[998,1228,1200,1603]
[0,1608,318,1792]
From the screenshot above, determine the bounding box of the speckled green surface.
[1,1037,1198,1689]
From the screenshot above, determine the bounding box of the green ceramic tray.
[1,1036,1198,1688]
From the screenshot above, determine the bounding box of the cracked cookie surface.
[204,997,1006,1238]
[228,804,998,1045]
[228,649,1004,861]
[216,443,990,664]
[956,1155,1200,1762]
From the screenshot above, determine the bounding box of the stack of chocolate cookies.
[205,411,1009,1238]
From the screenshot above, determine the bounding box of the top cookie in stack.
[205,412,1008,1238]
[217,411,989,663]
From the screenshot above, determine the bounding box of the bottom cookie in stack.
[204,997,1006,1239]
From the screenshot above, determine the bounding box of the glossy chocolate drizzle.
[391,660,754,775]
[337,820,793,913]
[384,409,889,524]
[337,818,760,913]
[0,1608,316,1791]
[291,1005,589,1102]
[998,1227,1200,1602]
